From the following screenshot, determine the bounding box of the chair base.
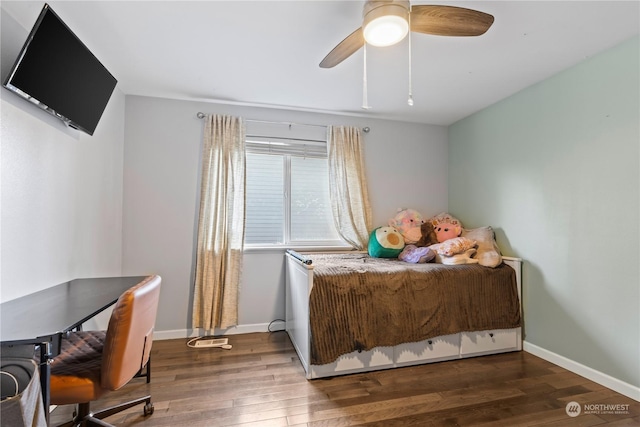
[135,358,151,383]
[55,395,154,427]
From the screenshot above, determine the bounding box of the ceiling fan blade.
[319,27,364,68]
[410,5,494,37]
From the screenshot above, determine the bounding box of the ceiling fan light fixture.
[363,2,409,47]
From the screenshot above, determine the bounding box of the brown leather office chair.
[49,275,161,427]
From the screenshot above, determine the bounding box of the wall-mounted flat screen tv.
[3,3,117,135]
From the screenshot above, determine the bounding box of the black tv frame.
[2,3,117,135]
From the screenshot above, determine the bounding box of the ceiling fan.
[320,1,494,68]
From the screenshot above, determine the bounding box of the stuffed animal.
[415,221,438,247]
[429,212,463,243]
[426,213,481,265]
[431,236,477,256]
[437,248,480,265]
[368,226,405,258]
[398,245,435,263]
[388,208,425,244]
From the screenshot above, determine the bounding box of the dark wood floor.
[50,332,639,426]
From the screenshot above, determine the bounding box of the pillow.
[461,226,502,268]
[368,226,405,258]
[430,237,476,257]
[398,245,435,263]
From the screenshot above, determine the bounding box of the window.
[244,135,345,248]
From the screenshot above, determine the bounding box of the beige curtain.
[328,126,372,250]
[192,114,245,330]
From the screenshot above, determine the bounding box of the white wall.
[449,36,639,391]
[122,95,448,336]
[0,7,126,302]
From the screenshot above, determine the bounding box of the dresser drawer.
[460,328,520,357]
[395,334,460,365]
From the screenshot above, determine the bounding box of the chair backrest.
[101,275,161,390]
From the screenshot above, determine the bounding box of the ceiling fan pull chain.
[362,43,371,110]
[407,7,414,107]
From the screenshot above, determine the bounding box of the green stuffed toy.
[368,226,405,258]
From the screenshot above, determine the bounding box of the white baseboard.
[523,341,640,402]
[153,321,286,341]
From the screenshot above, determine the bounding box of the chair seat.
[50,331,106,405]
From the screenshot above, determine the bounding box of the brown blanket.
[308,253,521,365]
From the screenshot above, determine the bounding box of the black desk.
[0,276,147,424]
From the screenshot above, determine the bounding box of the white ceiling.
[2,1,639,126]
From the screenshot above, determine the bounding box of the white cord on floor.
[1,371,20,398]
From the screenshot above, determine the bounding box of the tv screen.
[2,4,117,135]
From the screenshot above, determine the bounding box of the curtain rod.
[196,112,370,133]
[196,112,325,129]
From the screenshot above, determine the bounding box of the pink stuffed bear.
[388,208,425,245]
[429,213,462,243]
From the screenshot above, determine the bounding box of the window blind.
[290,156,341,242]
[244,136,343,246]
[245,137,327,158]
[245,153,284,244]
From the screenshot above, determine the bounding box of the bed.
[285,251,523,379]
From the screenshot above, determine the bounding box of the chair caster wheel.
[144,402,154,416]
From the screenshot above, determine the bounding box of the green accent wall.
[449,36,639,387]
